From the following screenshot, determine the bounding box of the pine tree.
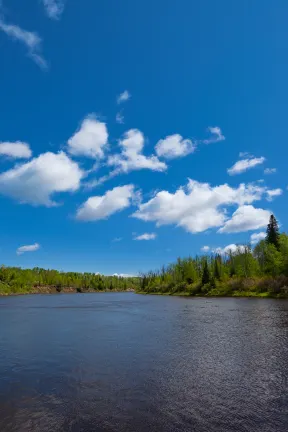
[266,214,280,250]
[202,260,210,285]
[214,256,221,280]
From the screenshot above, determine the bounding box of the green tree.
[266,214,280,250]
[213,256,221,280]
[202,260,210,285]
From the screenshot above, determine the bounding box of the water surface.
[0,293,287,431]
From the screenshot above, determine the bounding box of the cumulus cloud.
[228,156,265,175]
[107,129,167,174]
[42,0,65,20]
[132,179,272,234]
[0,151,83,206]
[76,184,136,221]
[203,126,225,144]
[117,90,131,104]
[218,205,271,233]
[155,134,195,159]
[250,232,266,245]
[213,244,246,255]
[134,233,157,241]
[0,18,47,69]
[67,116,108,159]
[264,168,277,175]
[0,142,32,159]
[16,243,40,255]
[201,246,210,252]
[266,188,282,201]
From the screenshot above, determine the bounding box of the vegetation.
[0,267,140,295]
[1,215,287,298]
[138,215,288,298]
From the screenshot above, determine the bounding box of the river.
[0,293,287,431]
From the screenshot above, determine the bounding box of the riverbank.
[137,276,288,299]
[0,285,135,296]
[137,290,287,299]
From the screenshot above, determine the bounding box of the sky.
[0,0,287,275]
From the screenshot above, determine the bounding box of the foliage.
[138,216,288,298]
[0,266,139,295]
[266,214,280,250]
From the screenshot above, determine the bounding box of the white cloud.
[76,184,136,221]
[117,90,131,104]
[266,188,282,201]
[112,273,135,278]
[16,243,40,255]
[0,18,47,69]
[213,244,246,255]
[132,179,271,234]
[228,156,265,175]
[107,129,167,174]
[134,233,157,241]
[201,246,210,252]
[203,126,225,144]
[219,205,271,233]
[0,142,32,159]
[42,0,65,20]
[116,112,124,124]
[155,134,195,159]
[250,232,266,245]
[67,116,108,159]
[264,168,277,175]
[0,151,83,206]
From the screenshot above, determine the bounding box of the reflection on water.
[0,293,287,431]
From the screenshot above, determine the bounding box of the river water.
[0,293,287,431]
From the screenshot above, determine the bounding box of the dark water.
[0,293,287,432]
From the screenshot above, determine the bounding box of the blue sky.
[0,0,287,275]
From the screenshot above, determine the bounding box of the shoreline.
[1,289,287,299]
[0,287,135,297]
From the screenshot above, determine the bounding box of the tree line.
[138,215,288,298]
[0,266,140,295]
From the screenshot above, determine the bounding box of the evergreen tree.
[266,214,280,250]
[214,256,221,280]
[202,260,210,285]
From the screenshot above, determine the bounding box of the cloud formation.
[107,129,167,174]
[42,0,65,20]
[117,90,131,104]
[0,151,83,206]
[0,18,47,68]
[76,184,136,221]
[134,233,157,241]
[201,246,210,252]
[0,142,32,159]
[132,179,274,234]
[155,134,195,159]
[228,156,265,175]
[218,205,271,233]
[68,116,108,159]
[266,188,282,201]
[213,244,246,255]
[16,243,40,255]
[250,232,266,245]
[203,127,225,144]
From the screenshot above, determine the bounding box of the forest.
[138,215,288,298]
[0,266,140,295]
[1,215,287,298]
